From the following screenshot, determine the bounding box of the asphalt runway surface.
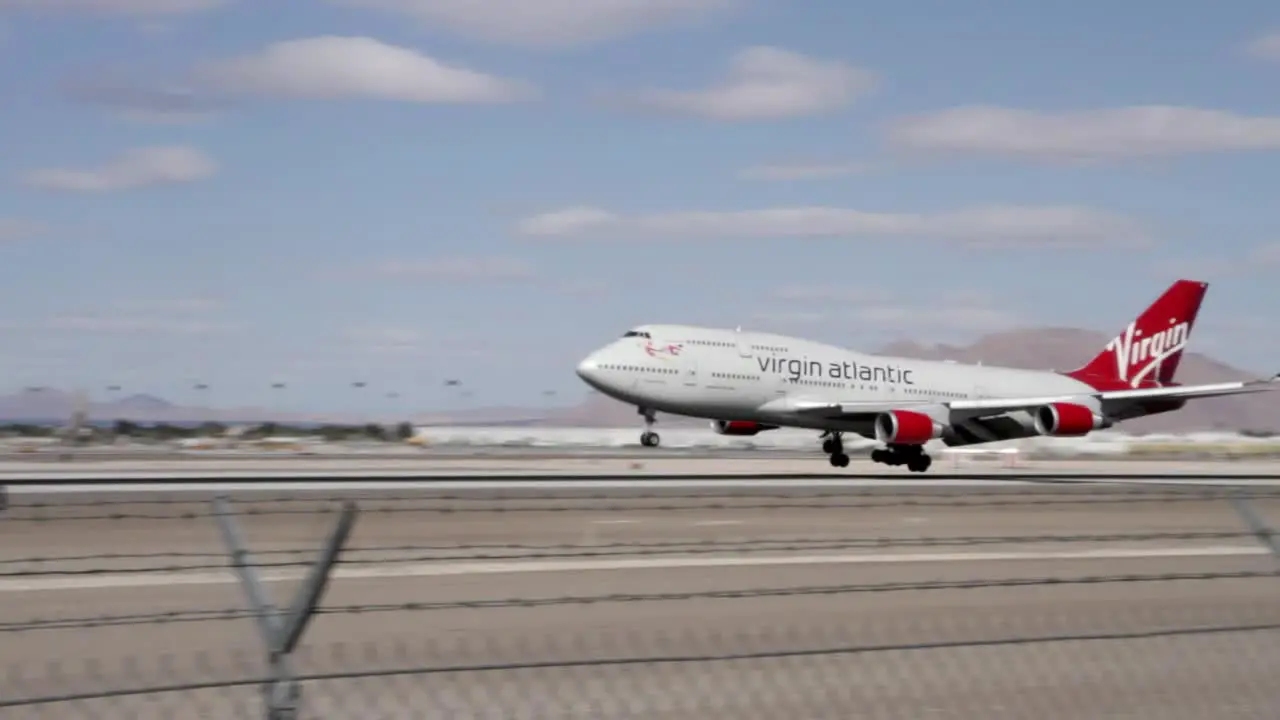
[3,477,1280,718]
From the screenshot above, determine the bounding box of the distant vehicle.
[575,279,1279,472]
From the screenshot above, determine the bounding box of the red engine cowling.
[711,420,778,436]
[874,410,945,445]
[1033,402,1106,436]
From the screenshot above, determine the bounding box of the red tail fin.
[1066,279,1208,389]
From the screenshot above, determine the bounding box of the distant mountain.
[112,393,174,413]
[2,327,1273,432]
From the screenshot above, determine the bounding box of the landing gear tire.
[871,446,933,472]
[638,407,659,448]
[821,432,847,468]
[906,455,932,473]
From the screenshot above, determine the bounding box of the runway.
[2,455,1280,483]
[3,474,1280,718]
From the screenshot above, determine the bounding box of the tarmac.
[2,454,1280,481]
[3,473,1280,718]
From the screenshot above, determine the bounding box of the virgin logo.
[1106,318,1190,386]
[644,341,683,357]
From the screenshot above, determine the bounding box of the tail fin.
[1066,279,1208,389]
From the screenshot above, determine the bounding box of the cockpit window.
[622,330,651,338]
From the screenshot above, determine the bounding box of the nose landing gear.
[638,407,660,447]
[822,431,849,468]
[870,444,933,473]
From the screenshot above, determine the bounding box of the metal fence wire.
[1,483,1279,719]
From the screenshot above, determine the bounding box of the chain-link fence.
[2,481,1279,718]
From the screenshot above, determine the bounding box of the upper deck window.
[622,330,651,339]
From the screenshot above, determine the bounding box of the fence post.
[1227,493,1280,570]
[212,496,359,720]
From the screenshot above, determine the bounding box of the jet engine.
[1033,402,1107,436]
[711,420,778,436]
[874,410,945,445]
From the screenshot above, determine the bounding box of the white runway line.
[2,478,1039,493]
[0,545,1262,594]
[10,477,1280,494]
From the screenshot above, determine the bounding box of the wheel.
[640,431,660,447]
[870,449,888,464]
[829,453,849,468]
[822,438,836,454]
[907,455,931,473]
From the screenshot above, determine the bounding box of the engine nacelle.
[1033,402,1106,436]
[874,410,945,445]
[711,420,778,436]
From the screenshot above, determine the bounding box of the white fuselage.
[575,324,1097,440]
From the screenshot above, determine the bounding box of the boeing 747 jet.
[574,280,1278,472]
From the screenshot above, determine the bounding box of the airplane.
[574,279,1279,472]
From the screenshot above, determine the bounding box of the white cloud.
[22,146,217,192]
[196,36,535,103]
[629,46,877,121]
[770,285,883,303]
[517,204,1149,248]
[44,314,238,334]
[558,280,610,296]
[1150,255,1240,280]
[344,324,425,355]
[750,310,828,327]
[853,303,1019,333]
[0,0,226,15]
[368,255,537,280]
[343,324,492,358]
[0,218,45,243]
[28,295,238,335]
[1249,243,1280,265]
[1151,243,1280,279]
[112,296,225,313]
[739,161,871,180]
[758,286,1021,335]
[65,77,224,124]
[887,105,1280,161]
[327,0,734,48]
[1244,31,1280,61]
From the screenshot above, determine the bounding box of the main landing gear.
[822,431,849,468]
[870,444,933,473]
[638,407,660,447]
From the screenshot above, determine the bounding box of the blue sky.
[1,0,1279,415]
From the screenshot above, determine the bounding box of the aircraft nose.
[576,352,601,382]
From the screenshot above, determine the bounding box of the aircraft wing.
[786,399,941,419]
[786,374,1280,421]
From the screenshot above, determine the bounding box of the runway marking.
[693,520,744,526]
[0,545,1263,594]
[10,477,1280,494]
[591,519,638,525]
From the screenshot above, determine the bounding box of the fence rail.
[2,484,1278,718]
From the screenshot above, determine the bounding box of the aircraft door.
[681,353,699,388]
[735,328,753,358]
